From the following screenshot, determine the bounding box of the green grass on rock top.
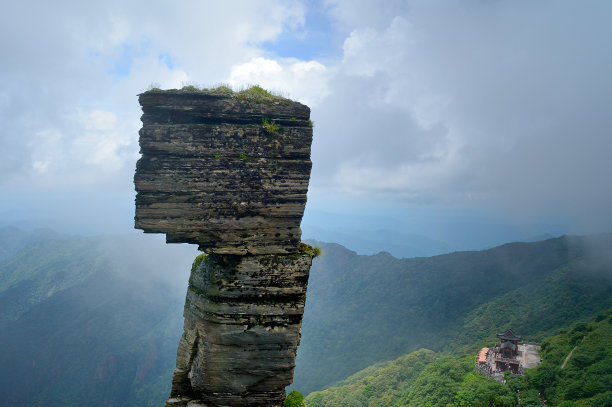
[146,83,291,103]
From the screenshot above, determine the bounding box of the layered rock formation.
[135,89,313,254]
[166,252,313,407]
[134,88,315,407]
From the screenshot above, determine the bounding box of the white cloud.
[2,0,612,237]
[32,160,50,174]
[306,0,612,232]
[229,57,284,81]
[73,109,130,167]
[227,57,331,106]
[0,0,308,189]
[82,109,117,131]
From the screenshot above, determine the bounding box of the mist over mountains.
[300,208,565,259]
[0,227,610,406]
[296,235,612,393]
[0,228,197,406]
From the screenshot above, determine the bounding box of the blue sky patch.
[261,1,343,61]
[107,37,153,81]
[158,52,175,70]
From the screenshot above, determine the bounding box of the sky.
[1,0,611,257]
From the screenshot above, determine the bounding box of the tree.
[284,390,306,407]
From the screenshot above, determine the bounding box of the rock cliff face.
[134,88,315,406]
[167,253,312,407]
[135,90,313,255]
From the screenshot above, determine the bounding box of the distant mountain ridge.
[302,226,452,258]
[294,234,612,392]
[0,226,61,261]
[0,228,610,405]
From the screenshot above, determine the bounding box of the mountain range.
[0,227,610,406]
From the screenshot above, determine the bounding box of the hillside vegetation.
[295,235,612,392]
[305,310,612,406]
[519,309,612,405]
[0,229,196,407]
[0,228,610,405]
[306,350,515,407]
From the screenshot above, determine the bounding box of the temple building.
[494,329,522,373]
[475,329,540,381]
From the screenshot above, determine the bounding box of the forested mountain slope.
[305,309,612,407]
[294,235,612,392]
[522,310,612,405]
[0,228,610,405]
[0,229,196,407]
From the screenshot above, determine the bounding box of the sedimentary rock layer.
[166,252,313,407]
[134,88,316,406]
[134,90,313,255]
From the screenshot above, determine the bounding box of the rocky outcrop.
[133,88,315,406]
[134,90,313,255]
[167,252,313,407]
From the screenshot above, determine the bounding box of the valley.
[0,227,610,406]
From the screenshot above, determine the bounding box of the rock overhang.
[134,89,313,255]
